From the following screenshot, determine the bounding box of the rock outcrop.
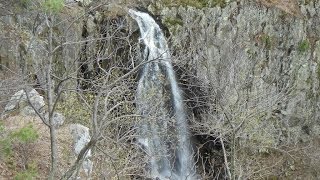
[69,124,93,178]
[4,89,45,116]
[3,89,65,128]
[159,0,320,143]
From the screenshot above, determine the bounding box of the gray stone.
[44,112,65,128]
[4,90,26,111]
[158,1,320,145]
[82,159,93,177]
[5,89,45,116]
[69,124,92,178]
[21,106,38,116]
[25,89,45,115]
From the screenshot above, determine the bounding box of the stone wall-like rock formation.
[156,1,320,178]
[160,0,320,142]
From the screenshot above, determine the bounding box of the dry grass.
[0,115,73,179]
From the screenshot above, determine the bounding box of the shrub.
[0,122,13,158]
[11,124,39,171]
[11,124,39,143]
[298,39,309,53]
[43,0,64,13]
[14,162,38,180]
[0,122,40,177]
[56,92,92,126]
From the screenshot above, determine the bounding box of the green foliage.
[0,122,12,158]
[261,34,272,50]
[298,40,309,53]
[56,93,92,126]
[14,162,38,180]
[0,123,39,176]
[0,138,12,157]
[0,124,39,166]
[11,124,39,143]
[163,17,183,34]
[43,0,64,13]
[178,0,207,8]
[245,48,257,59]
[164,17,184,27]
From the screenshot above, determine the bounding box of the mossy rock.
[298,39,310,53]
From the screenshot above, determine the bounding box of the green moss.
[298,40,310,53]
[163,17,183,35]
[261,34,272,50]
[43,0,64,13]
[164,17,184,28]
[245,48,257,59]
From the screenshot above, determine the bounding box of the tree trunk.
[47,14,58,180]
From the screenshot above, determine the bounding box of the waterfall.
[129,9,197,180]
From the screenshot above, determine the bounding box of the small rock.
[290,165,295,171]
[44,112,65,128]
[83,159,93,177]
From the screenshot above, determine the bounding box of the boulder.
[4,90,26,111]
[69,124,93,178]
[4,89,45,116]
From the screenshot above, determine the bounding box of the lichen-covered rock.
[44,112,65,128]
[4,89,45,116]
[4,90,26,112]
[152,2,320,178]
[69,124,92,178]
[25,89,46,114]
[159,0,320,146]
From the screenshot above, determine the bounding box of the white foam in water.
[129,9,197,180]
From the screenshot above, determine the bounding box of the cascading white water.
[129,9,197,180]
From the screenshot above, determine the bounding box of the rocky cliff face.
[160,0,320,141]
[157,1,320,178]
